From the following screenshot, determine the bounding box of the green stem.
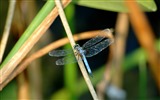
[139,54,147,99]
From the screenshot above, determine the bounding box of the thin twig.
[111,13,129,87]
[0,0,16,63]
[55,0,98,99]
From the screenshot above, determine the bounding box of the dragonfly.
[49,29,114,76]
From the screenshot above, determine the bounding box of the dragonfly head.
[74,44,80,49]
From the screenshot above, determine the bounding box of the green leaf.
[0,0,55,68]
[51,88,70,100]
[74,0,157,12]
[137,0,157,11]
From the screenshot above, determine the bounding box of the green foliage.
[74,0,157,12]
[0,80,17,100]
[139,54,147,99]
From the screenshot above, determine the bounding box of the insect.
[49,29,114,76]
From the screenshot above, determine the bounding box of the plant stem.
[0,0,71,90]
[55,0,98,99]
[0,0,16,63]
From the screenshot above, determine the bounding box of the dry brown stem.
[125,0,160,90]
[96,13,129,100]
[111,13,129,87]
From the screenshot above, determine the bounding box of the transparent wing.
[82,29,111,49]
[49,49,73,57]
[85,38,114,57]
[55,55,77,65]
[82,36,105,49]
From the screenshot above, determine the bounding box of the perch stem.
[55,0,98,99]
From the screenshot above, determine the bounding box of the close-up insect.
[49,29,114,76]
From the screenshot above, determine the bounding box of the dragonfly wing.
[49,49,73,57]
[85,38,114,57]
[82,29,111,49]
[55,55,77,65]
[82,36,105,49]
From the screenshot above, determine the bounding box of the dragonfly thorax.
[74,44,86,55]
